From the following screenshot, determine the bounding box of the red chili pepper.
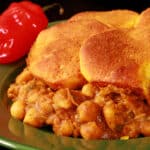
[0,1,48,64]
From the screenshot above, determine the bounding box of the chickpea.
[16,68,33,84]
[122,121,140,138]
[77,101,101,123]
[80,122,103,139]
[103,101,130,132]
[53,120,73,136]
[46,114,56,125]
[94,92,105,107]
[103,101,116,130]
[82,83,96,97]
[103,100,125,132]
[53,88,73,109]
[140,120,150,136]
[36,99,54,117]
[10,100,25,120]
[24,108,45,127]
[27,92,39,103]
[7,84,19,100]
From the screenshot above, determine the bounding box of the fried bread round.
[27,19,110,89]
[80,29,150,90]
[70,10,139,28]
[128,26,150,103]
[136,8,150,28]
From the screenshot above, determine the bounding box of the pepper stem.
[43,3,64,15]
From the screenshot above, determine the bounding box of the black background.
[0,0,150,22]
[0,0,150,150]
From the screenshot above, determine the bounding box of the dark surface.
[0,0,150,22]
[0,146,10,150]
[0,0,150,150]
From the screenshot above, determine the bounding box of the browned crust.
[69,10,139,28]
[80,29,149,90]
[136,8,150,28]
[27,19,110,89]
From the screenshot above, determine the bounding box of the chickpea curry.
[8,68,150,140]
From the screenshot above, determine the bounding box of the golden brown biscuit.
[27,19,110,89]
[80,29,150,91]
[70,10,139,28]
[128,26,150,103]
[136,8,150,28]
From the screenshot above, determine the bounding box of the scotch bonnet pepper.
[0,1,48,64]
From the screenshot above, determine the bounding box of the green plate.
[1,21,150,150]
